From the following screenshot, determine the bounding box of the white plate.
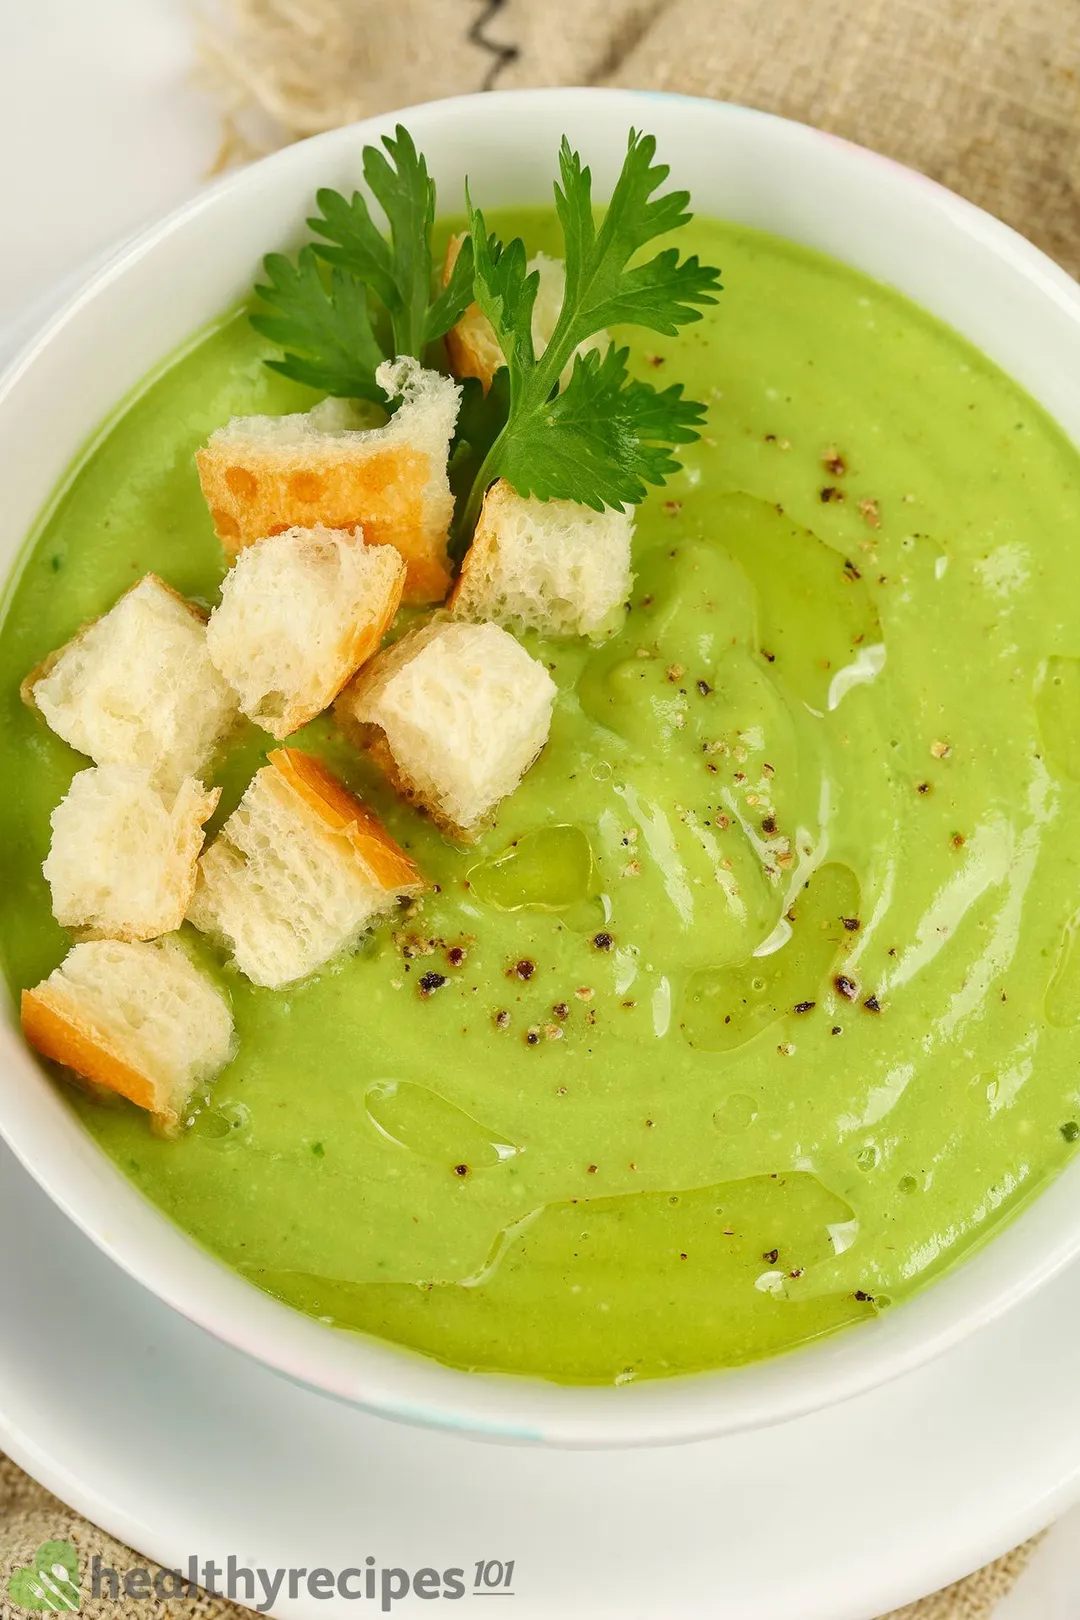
[1,1131,1078,1620]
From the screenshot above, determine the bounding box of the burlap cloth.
[3,0,1078,1614]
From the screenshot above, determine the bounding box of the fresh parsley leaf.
[467,235,539,389]
[462,129,722,530]
[552,134,721,339]
[308,126,474,357]
[250,248,387,404]
[251,125,474,403]
[304,188,399,314]
[250,123,720,547]
[448,370,513,547]
[427,234,475,346]
[492,343,706,510]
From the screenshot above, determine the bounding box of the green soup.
[3,212,1080,1385]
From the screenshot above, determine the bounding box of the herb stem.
[461,130,720,522]
[461,432,507,541]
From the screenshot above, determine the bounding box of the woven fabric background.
[3,0,1076,1614]
[197,0,1080,275]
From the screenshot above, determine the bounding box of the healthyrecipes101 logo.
[6,1543,80,1612]
[6,1542,518,1612]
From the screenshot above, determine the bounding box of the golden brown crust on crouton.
[267,747,424,891]
[139,782,221,941]
[196,444,451,604]
[446,506,497,618]
[335,545,406,700]
[332,709,465,839]
[21,986,163,1122]
[443,234,505,394]
[19,652,57,714]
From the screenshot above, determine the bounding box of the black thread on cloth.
[467,0,520,89]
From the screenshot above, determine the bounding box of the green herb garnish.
[250,125,722,544]
[251,125,474,405]
[252,249,388,404]
[460,131,722,532]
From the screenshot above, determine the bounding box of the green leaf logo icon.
[6,1541,80,1611]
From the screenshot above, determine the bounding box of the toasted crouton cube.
[451,480,634,638]
[337,619,556,839]
[206,525,405,740]
[443,236,609,392]
[444,234,506,394]
[188,747,424,988]
[21,938,235,1136]
[196,358,460,604]
[22,574,237,791]
[43,765,219,941]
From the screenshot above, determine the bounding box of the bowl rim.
[3,84,1080,1449]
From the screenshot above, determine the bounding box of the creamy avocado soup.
[3,211,1080,1383]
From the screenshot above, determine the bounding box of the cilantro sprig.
[252,249,388,403]
[460,131,722,532]
[250,125,722,545]
[251,125,473,405]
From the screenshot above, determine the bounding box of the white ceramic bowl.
[3,88,1080,1448]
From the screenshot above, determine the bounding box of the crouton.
[21,938,235,1136]
[205,524,405,739]
[22,574,237,791]
[187,746,424,988]
[444,234,506,393]
[450,480,634,638]
[443,236,609,393]
[195,358,460,604]
[337,619,556,839]
[43,765,219,941]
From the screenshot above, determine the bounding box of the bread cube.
[337,619,556,838]
[451,480,633,638]
[43,765,219,941]
[188,747,424,988]
[196,358,460,604]
[22,574,237,791]
[444,234,506,394]
[206,524,405,740]
[21,938,235,1136]
[443,237,608,392]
